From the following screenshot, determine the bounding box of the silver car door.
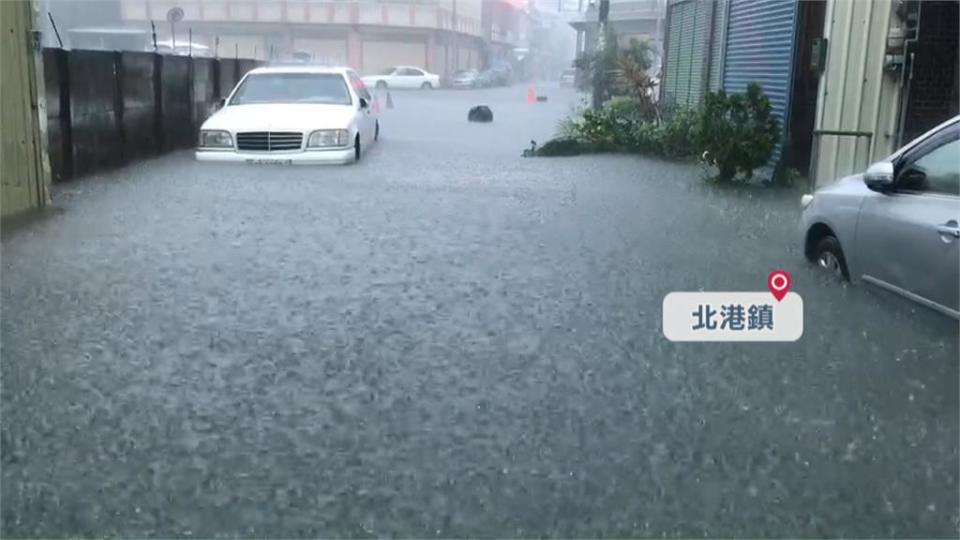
[856,126,960,316]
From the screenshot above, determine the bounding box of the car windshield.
[379,67,396,75]
[229,73,352,105]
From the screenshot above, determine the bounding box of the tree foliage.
[575,32,658,111]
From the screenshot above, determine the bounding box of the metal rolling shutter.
[722,0,799,165]
[674,1,695,105]
[707,0,729,92]
[663,2,684,104]
[663,0,712,108]
[686,0,712,105]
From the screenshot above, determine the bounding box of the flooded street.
[2,85,957,537]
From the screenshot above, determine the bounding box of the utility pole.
[591,0,609,109]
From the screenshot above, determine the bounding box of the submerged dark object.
[468,105,493,122]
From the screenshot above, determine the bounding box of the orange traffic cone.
[527,86,536,104]
[386,91,394,109]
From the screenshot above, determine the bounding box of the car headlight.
[307,130,349,148]
[199,130,233,148]
[801,194,814,209]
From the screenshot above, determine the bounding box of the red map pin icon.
[768,270,792,301]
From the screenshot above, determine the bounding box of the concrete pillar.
[346,27,362,71]
[426,31,436,72]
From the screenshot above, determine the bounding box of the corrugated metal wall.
[1,0,50,217]
[722,0,800,165]
[674,2,696,104]
[663,0,726,108]
[663,0,699,106]
[811,0,901,187]
[688,1,711,102]
[706,0,728,92]
[42,50,262,183]
[663,5,682,102]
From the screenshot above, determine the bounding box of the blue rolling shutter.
[722,0,798,166]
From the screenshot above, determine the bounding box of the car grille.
[236,132,303,151]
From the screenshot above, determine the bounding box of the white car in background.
[195,66,379,165]
[362,66,440,89]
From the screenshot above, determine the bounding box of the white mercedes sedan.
[196,66,379,165]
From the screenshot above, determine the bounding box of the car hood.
[816,173,870,196]
[202,103,356,132]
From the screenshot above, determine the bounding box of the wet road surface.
[2,85,958,537]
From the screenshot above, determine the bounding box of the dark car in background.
[488,63,512,86]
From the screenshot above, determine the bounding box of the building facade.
[118,0,532,79]
[657,0,958,186]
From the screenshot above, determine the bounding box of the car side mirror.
[359,97,368,109]
[864,161,894,192]
[215,97,226,110]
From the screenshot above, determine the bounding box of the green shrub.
[557,113,582,139]
[578,107,635,150]
[552,91,720,161]
[696,83,780,182]
[605,96,658,124]
[535,137,585,157]
[657,107,701,158]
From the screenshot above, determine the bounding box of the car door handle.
[936,221,960,239]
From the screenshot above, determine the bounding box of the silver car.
[451,69,480,89]
[801,116,959,319]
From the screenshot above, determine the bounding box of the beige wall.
[442,0,483,22]
[2,0,50,217]
[812,0,902,187]
[122,0,483,35]
[458,46,479,70]
[218,34,267,59]
[292,38,348,65]
[362,40,428,75]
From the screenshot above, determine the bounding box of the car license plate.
[246,158,292,165]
